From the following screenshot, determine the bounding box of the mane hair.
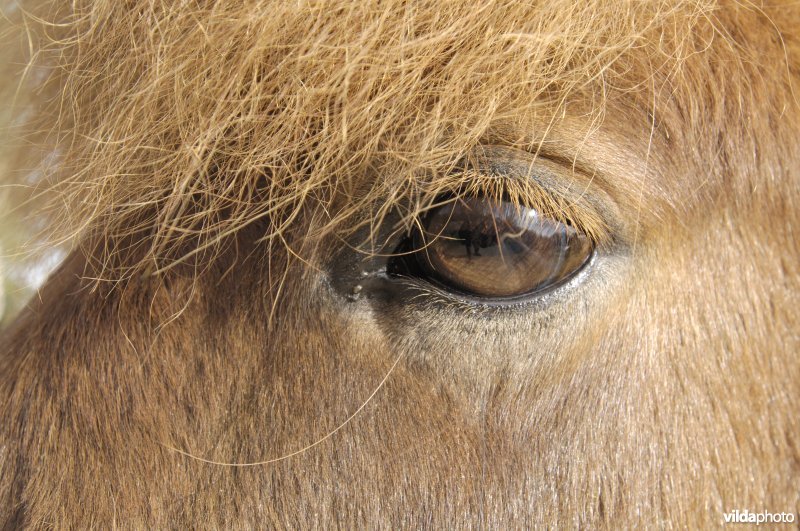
[0,0,797,284]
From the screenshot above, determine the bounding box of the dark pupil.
[412,197,592,298]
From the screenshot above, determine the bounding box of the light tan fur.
[1,0,798,527]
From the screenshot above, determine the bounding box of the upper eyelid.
[449,145,614,247]
[368,146,621,256]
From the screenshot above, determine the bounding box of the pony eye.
[389,196,594,300]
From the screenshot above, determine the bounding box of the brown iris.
[398,196,593,299]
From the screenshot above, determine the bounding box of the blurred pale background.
[1,0,68,328]
[0,228,66,327]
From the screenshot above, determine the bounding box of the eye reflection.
[392,196,593,299]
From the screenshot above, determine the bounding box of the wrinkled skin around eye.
[410,197,593,298]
